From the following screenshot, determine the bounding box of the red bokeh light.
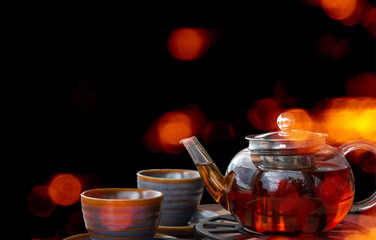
[320,0,358,24]
[248,98,283,131]
[362,7,376,39]
[331,38,351,60]
[358,153,376,174]
[349,149,376,174]
[317,33,351,60]
[346,72,376,97]
[27,185,56,217]
[167,27,211,61]
[318,0,375,37]
[202,121,236,146]
[317,34,337,58]
[49,174,82,206]
[320,0,372,27]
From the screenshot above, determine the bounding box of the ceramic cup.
[81,188,163,240]
[137,169,204,226]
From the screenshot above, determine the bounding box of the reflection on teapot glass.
[181,113,376,234]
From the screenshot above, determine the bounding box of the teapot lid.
[246,112,328,151]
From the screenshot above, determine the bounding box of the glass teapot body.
[181,113,376,235]
[226,144,354,234]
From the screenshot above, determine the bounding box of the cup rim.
[81,188,163,202]
[137,169,201,183]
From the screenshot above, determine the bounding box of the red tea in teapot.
[227,162,354,234]
[182,116,375,235]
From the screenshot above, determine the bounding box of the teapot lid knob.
[277,112,295,136]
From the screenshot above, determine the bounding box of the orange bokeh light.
[144,106,207,154]
[158,112,193,147]
[285,108,315,132]
[49,174,82,206]
[167,27,210,61]
[320,0,357,21]
[344,207,376,240]
[323,97,376,144]
[320,0,369,26]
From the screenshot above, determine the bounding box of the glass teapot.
[181,113,376,234]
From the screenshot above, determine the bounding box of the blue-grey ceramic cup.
[81,188,163,240]
[137,169,204,226]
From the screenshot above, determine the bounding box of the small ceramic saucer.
[64,233,177,240]
[156,205,220,237]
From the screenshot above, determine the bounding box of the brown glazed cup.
[137,169,204,226]
[81,188,163,240]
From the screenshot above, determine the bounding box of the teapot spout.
[180,136,214,166]
[180,137,232,210]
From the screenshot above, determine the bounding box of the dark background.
[11,1,375,239]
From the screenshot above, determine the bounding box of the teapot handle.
[340,140,376,212]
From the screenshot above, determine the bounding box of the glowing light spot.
[144,106,206,154]
[285,109,314,132]
[27,185,56,217]
[346,72,376,97]
[167,27,210,61]
[331,38,351,60]
[317,33,337,58]
[317,34,350,60]
[158,112,192,146]
[320,0,357,22]
[49,174,82,206]
[355,150,376,174]
[323,97,376,144]
[347,206,376,239]
[362,8,376,39]
[248,98,283,131]
[344,227,376,240]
